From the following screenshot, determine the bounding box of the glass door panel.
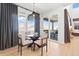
[27,15,35,34]
[18,16,26,34]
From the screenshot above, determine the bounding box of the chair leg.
[20,46,22,56]
[41,47,43,56]
[33,43,35,51]
[31,45,32,50]
[18,45,19,52]
[46,44,48,52]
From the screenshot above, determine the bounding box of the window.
[43,18,49,30]
[53,22,58,30]
[18,16,26,32]
[74,23,79,30]
[50,21,53,30]
[27,15,35,33]
[73,3,79,8]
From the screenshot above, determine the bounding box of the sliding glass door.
[18,15,26,34]
[18,7,33,36]
[18,7,40,36]
[27,15,35,34]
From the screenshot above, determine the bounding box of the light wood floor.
[0,36,79,56]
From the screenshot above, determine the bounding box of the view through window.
[27,15,35,33]
[18,16,26,33]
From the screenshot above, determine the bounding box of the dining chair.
[18,33,32,56]
[35,32,48,56]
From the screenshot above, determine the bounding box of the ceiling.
[16,3,71,14]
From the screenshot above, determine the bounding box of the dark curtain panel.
[64,9,70,43]
[0,4,1,49]
[0,3,18,50]
[35,13,40,35]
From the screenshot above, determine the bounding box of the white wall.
[41,7,65,44]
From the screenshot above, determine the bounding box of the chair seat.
[22,40,32,46]
[35,37,47,46]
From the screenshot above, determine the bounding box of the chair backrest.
[40,32,48,56]
[33,32,38,36]
[34,32,39,38]
[40,32,48,38]
[18,32,32,45]
[18,34,22,45]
